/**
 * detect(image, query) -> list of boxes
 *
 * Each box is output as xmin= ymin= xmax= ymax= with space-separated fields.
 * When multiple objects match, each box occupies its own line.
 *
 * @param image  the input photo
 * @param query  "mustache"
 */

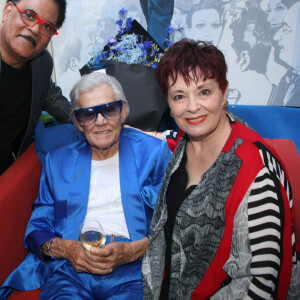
xmin=20 ymin=35 xmax=37 ymax=47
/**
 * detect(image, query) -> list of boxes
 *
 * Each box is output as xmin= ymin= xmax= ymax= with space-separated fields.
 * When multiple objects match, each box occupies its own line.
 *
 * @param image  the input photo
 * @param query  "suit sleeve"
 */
xmin=43 ymin=79 xmax=73 ymax=124
xmin=141 ymin=140 xmax=171 ymax=209
xmin=24 ymin=153 xmax=57 ymax=260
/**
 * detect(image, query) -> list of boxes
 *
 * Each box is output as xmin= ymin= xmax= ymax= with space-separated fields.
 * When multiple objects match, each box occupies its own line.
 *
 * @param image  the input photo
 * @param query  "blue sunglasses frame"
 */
xmin=74 ymin=100 xmax=123 ymax=126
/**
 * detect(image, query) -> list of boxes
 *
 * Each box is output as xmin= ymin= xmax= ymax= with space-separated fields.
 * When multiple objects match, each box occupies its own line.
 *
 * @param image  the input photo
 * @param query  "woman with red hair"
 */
xmin=142 ymin=39 xmax=299 ymax=299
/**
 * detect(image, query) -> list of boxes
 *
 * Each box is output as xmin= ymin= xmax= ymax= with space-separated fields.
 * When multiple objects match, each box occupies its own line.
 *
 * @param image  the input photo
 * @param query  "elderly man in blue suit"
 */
xmin=0 ymin=72 xmax=171 ymax=299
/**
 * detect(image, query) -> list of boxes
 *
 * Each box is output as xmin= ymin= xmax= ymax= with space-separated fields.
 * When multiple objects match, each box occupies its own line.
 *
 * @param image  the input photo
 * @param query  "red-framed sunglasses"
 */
xmin=13 ymin=2 xmax=58 ymax=37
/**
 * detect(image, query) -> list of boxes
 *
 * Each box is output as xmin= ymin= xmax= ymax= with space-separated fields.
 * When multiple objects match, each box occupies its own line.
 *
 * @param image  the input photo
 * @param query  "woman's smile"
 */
xmin=185 ymin=115 xmax=207 ymax=125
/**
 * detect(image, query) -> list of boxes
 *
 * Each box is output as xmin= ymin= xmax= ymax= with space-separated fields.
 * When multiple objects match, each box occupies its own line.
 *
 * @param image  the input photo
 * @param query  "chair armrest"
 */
xmin=0 ymin=144 xmax=42 ymax=285
xmin=263 ymin=138 xmax=300 ymax=249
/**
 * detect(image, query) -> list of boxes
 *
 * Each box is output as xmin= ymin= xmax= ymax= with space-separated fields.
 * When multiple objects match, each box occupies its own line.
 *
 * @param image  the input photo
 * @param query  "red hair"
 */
xmin=155 ymin=39 xmax=228 ymax=97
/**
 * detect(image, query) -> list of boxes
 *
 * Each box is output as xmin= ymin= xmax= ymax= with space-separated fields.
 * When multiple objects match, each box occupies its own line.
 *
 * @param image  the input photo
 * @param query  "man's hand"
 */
xmin=89 ymin=237 xmax=149 ymax=269
xmin=42 ymin=237 xmax=149 ymax=274
xmin=43 ymin=238 xmax=113 ymax=274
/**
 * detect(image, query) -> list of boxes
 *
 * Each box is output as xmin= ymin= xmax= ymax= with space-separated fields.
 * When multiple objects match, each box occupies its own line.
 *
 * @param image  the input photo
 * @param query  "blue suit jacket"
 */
xmin=0 ymin=128 xmax=171 ymax=296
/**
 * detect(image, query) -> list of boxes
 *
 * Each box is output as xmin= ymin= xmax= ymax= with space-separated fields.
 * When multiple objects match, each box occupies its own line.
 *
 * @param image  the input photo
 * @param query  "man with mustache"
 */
xmin=0 ymin=0 xmax=71 ymax=175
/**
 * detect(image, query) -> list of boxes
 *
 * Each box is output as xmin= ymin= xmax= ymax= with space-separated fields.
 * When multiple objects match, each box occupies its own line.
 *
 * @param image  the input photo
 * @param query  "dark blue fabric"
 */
xmin=140 ymin=0 xmax=174 ymax=49
xmin=228 ymin=105 xmax=300 ymax=154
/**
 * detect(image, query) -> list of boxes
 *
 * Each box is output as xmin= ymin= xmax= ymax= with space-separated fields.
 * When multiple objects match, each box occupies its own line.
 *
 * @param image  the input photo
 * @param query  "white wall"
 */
xmin=0 ymin=0 xmax=5 ymax=22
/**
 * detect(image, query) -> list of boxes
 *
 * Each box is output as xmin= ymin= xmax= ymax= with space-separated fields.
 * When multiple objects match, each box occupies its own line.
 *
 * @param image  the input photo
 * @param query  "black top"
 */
xmin=160 ymin=151 xmax=196 ymax=299
xmin=0 ymin=59 xmax=32 ymax=175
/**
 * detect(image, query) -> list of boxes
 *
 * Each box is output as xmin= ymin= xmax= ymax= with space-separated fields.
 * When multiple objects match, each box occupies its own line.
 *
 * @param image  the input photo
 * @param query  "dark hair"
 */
xmin=155 ymin=39 xmax=228 ymax=97
xmin=8 ymin=0 xmax=66 ymax=29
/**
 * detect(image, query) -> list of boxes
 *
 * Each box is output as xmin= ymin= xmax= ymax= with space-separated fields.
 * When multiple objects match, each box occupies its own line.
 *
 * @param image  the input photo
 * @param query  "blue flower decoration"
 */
xmin=88 ymin=8 xmax=166 ymax=70
xmin=107 ymin=37 xmax=117 ymax=45
xmin=143 ymin=40 xmax=153 ymax=50
xmin=141 ymin=50 xmax=147 ymax=57
xmin=166 ymin=26 xmax=174 ymax=34
xmin=125 ymin=17 xmax=133 ymax=31
xmin=116 ymin=19 xmax=123 ymax=27
xmin=176 ymin=25 xmax=184 ymax=32
xmin=118 ymin=8 xmax=128 ymax=17
xmin=151 ymin=49 xmax=158 ymax=57
xmin=97 ymin=53 xmax=104 ymax=61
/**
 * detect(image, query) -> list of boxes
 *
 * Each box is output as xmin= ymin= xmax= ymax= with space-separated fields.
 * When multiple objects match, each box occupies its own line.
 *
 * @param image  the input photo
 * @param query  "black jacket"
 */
xmin=0 ymin=49 xmax=72 ymax=158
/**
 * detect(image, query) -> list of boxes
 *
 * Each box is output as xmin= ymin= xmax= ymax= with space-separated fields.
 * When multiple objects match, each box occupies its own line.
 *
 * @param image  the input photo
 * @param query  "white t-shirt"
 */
xmin=84 ymin=152 xmax=130 ymax=239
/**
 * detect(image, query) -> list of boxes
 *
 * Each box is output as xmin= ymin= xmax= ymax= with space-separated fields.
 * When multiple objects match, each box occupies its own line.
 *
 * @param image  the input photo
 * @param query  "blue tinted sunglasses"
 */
xmin=74 ymin=100 xmax=123 ymax=126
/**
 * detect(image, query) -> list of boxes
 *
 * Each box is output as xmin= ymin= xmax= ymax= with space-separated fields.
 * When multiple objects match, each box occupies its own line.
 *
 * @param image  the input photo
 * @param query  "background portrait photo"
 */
xmin=51 ymin=0 xmax=300 ymax=108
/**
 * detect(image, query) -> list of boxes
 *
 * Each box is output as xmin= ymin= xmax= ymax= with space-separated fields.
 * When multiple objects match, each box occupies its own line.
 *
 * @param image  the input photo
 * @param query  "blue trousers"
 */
xmin=39 ymin=261 xmax=143 ymax=300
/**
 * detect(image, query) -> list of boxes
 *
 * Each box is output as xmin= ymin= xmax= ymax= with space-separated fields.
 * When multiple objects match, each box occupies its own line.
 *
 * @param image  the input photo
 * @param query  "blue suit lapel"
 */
xmin=59 ymin=136 xmax=147 ymax=242
xmin=119 ymin=133 xmax=146 ymax=241
xmin=63 ymin=142 xmax=92 ymax=240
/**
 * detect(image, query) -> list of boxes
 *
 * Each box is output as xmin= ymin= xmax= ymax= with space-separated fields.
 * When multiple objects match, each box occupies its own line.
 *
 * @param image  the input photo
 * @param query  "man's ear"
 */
xmin=238 ymin=50 xmax=250 ymax=72
xmin=2 ymin=2 xmax=14 ymax=22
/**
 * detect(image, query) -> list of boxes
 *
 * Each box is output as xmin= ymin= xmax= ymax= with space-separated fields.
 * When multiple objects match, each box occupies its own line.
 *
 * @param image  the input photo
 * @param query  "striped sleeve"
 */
xmin=247 ymin=167 xmax=283 ymax=299
xmin=213 ymin=144 xmax=296 ymax=300
xmin=245 ymin=142 xmax=298 ymax=299
xmin=211 ymin=167 xmax=284 ymax=300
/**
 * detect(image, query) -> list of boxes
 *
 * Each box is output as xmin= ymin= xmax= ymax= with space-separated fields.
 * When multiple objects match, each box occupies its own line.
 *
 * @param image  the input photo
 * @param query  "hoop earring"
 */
xmin=222 ymin=100 xmax=228 ymax=110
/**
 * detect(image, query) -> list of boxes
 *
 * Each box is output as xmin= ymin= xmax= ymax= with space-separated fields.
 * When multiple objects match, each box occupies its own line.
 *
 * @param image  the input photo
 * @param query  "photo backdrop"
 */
xmin=51 ymin=0 xmax=300 ymax=107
